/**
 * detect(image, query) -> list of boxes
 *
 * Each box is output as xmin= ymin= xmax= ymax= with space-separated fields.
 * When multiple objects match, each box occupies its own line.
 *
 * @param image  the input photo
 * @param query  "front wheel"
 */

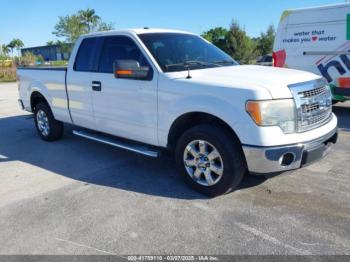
xmin=34 ymin=103 xmax=64 ymax=141
xmin=175 ymin=124 xmax=247 ymax=197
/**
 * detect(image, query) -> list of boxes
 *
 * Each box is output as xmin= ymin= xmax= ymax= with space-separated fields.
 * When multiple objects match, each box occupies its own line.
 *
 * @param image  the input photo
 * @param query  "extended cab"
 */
xmin=17 ymin=29 xmax=338 ymax=196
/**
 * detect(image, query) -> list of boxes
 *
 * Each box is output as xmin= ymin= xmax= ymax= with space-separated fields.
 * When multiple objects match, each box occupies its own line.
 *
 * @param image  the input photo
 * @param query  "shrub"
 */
xmin=0 ymin=66 xmax=16 ymax=82
xmin=20 ymin=52 xmax=36 ymax=66
xmin=50 ymin=60 xmax=68 ymax=66
xmin=0 ymin=59 xmax=16 ymax=82
xmin=0 ymin=60 xmax=13 ymax=67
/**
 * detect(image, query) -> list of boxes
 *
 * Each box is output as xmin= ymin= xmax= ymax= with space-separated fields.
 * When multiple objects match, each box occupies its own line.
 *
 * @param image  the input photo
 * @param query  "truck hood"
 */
xmin=168 ymin=65 xmax=321 ymax=99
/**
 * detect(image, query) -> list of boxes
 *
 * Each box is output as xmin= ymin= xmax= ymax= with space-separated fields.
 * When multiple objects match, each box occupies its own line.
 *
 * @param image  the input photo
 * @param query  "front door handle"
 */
xmin=92 ymin=81 xmax=102 ymax=91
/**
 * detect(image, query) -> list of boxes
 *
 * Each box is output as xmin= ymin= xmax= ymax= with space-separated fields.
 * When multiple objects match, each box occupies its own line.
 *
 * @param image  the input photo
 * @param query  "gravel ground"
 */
xmin=0 ymin=82 xmax=349 ymax=255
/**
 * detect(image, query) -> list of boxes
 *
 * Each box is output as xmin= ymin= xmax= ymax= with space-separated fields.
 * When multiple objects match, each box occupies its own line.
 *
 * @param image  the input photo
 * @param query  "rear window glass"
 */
xmin=74 ymin=38 xmax=99 ymax=72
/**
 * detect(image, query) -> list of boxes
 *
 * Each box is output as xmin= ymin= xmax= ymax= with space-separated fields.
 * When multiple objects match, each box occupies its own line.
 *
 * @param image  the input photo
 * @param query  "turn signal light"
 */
xmin=246 ymin=101 xmax=262 ymax=125
xmin=116 ymin=70 xmax=133 ymax=76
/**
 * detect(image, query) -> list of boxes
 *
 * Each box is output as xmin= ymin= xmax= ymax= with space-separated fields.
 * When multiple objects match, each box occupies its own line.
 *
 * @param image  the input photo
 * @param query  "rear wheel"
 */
xmin=175 ymin=124 xmax=246 ymax=197
xmin=34 ymin=103 xmax=64 ymax=141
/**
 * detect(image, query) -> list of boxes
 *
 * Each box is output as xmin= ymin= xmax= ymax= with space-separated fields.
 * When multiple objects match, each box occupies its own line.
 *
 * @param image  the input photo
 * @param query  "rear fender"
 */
xmin=29 ymin=80 xmax=52 ymax=110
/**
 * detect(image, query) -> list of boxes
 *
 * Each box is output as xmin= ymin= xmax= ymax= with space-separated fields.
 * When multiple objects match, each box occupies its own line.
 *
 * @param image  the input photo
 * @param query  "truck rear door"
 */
xmin=66 ymin=37 xmax=103 ymax=129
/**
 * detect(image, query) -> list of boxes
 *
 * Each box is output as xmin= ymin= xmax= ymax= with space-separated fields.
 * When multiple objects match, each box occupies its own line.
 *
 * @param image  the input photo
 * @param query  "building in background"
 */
xmin=21 ymin=44 xmax=73 ymax=61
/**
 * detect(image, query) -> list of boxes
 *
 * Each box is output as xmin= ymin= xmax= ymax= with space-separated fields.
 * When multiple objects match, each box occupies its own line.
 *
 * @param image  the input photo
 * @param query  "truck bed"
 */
xmin=17 ymin=66 xmax=67 ymax=71
xmin=17 ymin=66 xmax=72 ymax=124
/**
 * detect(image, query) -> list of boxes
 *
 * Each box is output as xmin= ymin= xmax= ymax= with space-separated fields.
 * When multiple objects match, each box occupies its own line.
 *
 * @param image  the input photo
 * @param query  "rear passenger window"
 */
xmin=99 ymin=36 xmax=149 ymax=73
xmin=74 ymin=38 xmax=100 ymax=72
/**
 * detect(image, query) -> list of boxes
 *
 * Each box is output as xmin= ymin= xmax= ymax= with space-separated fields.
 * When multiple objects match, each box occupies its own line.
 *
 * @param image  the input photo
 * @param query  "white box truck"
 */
xmin=273 ymin=3 xmax=350 ymax=103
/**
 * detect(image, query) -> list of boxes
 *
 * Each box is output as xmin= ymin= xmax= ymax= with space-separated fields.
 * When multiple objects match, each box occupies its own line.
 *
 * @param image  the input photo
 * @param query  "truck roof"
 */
xmin=83 ymin=28 xmax=194 ymax=38
xmin=285 ymin=2 xmax=350 ymax=13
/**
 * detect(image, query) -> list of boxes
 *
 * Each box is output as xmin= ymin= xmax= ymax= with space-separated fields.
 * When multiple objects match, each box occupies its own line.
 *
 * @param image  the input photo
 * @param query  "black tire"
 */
xmin=175 ymin=124 xmax=247 ymax=197
xmin=34 ymin=102 xmax=64 ymax=141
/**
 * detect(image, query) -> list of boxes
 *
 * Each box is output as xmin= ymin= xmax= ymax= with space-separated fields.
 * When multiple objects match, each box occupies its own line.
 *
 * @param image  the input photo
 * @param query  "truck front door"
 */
xmin=89 ymin=35 xmax=158 ymax=145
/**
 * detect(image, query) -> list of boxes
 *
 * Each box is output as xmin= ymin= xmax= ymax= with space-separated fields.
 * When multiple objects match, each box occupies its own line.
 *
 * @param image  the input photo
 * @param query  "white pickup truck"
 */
xmin=17 ymin=28 xmax=338 ymax=196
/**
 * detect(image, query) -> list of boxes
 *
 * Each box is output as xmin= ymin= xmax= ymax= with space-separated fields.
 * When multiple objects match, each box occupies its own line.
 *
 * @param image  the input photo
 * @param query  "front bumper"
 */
xmin=242 ymin=127 xmax=338 ymax=174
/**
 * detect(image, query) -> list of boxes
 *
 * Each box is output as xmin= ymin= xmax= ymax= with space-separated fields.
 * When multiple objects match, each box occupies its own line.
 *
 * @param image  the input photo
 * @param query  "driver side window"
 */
xmin=98 ymin=36 xmax=150 ymax=73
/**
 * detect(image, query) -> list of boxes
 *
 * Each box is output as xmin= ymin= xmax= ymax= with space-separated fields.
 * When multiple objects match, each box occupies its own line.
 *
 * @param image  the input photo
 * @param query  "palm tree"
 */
xmin=78 ymin=8 xmax=100 ymax=32
xmin=7 ymin=43 xmax=15 ymax=57
xmin=14 ymin=39 xmax=24 ymax=57
xmin=8 ymin=39 xmax=24 ymax=57
xmin=46 ymin=41 xmax=55 ymax=46
xmin=1 ymin=44 xmax=10 ymax=56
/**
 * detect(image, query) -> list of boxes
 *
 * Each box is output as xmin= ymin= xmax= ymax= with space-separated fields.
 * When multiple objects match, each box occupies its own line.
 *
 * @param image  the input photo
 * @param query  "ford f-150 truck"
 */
xmin=17 ymin=28 xmax=338 ymax=196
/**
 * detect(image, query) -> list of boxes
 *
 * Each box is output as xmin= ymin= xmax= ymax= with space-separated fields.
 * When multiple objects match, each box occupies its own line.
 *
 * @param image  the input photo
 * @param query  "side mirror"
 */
xmin=114 ymin=60 xmax=152 ymax=80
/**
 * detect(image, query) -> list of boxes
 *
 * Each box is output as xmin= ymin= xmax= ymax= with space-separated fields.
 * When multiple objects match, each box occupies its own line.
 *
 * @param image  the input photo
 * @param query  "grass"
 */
xmin=0 ymin=78 xmax=16 ymax=83
xmin=0 ymin=67 xmax=16 ymax=82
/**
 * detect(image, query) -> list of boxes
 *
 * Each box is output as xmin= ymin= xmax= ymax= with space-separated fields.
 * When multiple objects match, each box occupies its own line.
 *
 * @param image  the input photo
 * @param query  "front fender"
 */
xmin=166 ymin=94 xmax=241 ymax=128
xmin=158 ymin=93 xmax=263 ymax=147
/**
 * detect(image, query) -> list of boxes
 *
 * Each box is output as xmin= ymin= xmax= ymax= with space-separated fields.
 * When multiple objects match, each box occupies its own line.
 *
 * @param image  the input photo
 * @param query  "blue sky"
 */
xmin=1 ymin=0 xmax=343 ymax=47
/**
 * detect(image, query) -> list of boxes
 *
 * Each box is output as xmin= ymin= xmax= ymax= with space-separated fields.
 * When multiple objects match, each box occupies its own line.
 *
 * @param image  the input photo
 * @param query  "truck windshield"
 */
xmin=138 ymin=33 xmax=238 ymax=72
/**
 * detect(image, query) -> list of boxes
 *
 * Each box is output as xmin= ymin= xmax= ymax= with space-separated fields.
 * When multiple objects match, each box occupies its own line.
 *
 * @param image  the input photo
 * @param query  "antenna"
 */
xmin=185 ymin=66 xmax=192 ymax=79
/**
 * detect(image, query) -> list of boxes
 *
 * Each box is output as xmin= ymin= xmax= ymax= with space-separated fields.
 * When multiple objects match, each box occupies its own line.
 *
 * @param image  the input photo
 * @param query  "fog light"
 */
xmin=280 ymin=153 xmax=295 ymax=166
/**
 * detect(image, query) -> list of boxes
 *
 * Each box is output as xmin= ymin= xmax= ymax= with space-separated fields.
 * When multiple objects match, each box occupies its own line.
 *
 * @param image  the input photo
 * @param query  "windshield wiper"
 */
xmin=165 ymin=60 xmax=222 ymax=69
xmin=213 ymin=60 xmax=236 ymax=65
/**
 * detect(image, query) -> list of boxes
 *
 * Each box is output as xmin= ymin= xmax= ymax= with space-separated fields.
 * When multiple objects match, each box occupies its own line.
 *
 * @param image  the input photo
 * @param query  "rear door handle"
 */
xmin=92 ymin=81 xmax=102 ymax=91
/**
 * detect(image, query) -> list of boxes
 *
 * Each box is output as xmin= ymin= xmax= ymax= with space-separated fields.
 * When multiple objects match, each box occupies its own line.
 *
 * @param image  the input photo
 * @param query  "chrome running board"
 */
xmin=72 ymin=130 xmax=159 ymax=158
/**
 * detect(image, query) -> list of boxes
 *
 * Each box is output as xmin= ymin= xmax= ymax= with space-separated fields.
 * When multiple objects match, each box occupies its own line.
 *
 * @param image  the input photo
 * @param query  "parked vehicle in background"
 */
xmin=256 ymin=54 xmax=272 ymax=66
xmin=273 ymin=3 xmax=350 ymax=103
xmin=17 ymin=29 xmax=338 ymax=196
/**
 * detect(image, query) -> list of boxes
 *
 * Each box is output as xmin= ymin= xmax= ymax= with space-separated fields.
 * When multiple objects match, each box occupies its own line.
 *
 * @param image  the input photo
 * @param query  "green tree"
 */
xmin=53 ymin=14 xmax=86 ymax=43
xmin=1 ymin=44 xmax=10 ymax=56
xmin=255 ymin=24 xmax=275 ymax=56
xmin=46 ymin=40 xmax=55 ymax=46
xmin=201 ymin=27 xmax=229 ymax=53
xmin=78 ymin=8 xmax=100 ymax=31
xmin=7 ymin=39 xmax=24 ymax=57
xmin=226 ymin=20 xmax=254 ymax=64
xmin=97 ymin=21 xmax=114 ymax=31
xmin=53 ymin=9 xmax=114 ymax=43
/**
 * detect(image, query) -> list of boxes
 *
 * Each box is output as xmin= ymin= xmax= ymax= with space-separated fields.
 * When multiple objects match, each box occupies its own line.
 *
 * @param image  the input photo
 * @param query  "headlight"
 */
xmin=246 ymin=99 xmax=296 ymax=134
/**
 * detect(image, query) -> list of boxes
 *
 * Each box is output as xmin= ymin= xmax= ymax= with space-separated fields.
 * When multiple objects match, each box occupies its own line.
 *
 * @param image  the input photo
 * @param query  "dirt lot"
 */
xmin=0 ymin=82 xmax=349 ymax=255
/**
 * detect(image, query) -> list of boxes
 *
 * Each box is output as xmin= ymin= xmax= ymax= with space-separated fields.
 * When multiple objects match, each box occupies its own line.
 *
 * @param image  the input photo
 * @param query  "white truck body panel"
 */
xmin=18 ymin=69 xmax=71 ymax=123
xmin=157 ymin=65 xmax=335 ymax=147
xmin=89 ymin=71 xmax=158 ymax=145
xmin=66 ymin=69 xmax=96 ymax=130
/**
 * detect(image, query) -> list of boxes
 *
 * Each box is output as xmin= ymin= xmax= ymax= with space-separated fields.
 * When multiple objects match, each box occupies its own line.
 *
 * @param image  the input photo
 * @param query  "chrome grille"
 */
xmin=302 ymin=103 xmax=319 ymax=113
xmin=299 ymin=86 xmax=327 ymax=98
xmin=289 ymin=79 xmax=332 ymax=132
